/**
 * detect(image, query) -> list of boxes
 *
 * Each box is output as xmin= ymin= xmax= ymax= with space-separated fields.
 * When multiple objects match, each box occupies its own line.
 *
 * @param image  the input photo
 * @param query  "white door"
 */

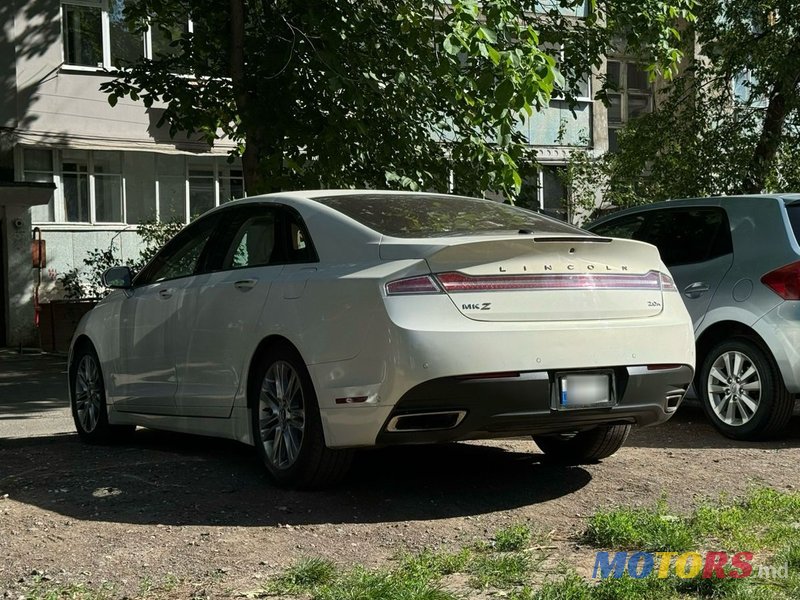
xmin=113 ymin=214 xmax=220 ymax=414
xmin=175 ymin=207 xmax=285 ymax=417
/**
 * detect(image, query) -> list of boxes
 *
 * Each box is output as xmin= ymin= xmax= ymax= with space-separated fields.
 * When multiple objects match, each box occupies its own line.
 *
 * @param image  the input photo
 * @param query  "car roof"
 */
xmin=587 ymin=193 xmax=800 ymax=229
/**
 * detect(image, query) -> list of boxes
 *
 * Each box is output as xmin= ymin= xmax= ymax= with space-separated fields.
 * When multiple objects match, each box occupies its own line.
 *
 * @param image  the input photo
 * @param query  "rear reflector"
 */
xmin=385 ymin=275 xmax=441 ymax=295
xmin=436 ymin=270 xmax=667 ymax=292
xmin=761 ymin=261 xmax=800 ymax=300
xmin=335 ymin=396 xmax=369 ymax=404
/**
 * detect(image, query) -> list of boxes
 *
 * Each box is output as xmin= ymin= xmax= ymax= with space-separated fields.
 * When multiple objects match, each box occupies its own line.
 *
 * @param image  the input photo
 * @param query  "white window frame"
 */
xmin=60 ymin=0 xmax=192 ymax=71
xmin=21 ymin=146 xmax=245 ymax=227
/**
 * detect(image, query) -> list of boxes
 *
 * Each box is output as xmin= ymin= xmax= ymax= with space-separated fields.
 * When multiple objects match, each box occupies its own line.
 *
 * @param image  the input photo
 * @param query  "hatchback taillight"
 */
xmin=761 ymin=261 xmax=800 ymax=300
xmin=385 ymin=275 xmax=442 ymax=295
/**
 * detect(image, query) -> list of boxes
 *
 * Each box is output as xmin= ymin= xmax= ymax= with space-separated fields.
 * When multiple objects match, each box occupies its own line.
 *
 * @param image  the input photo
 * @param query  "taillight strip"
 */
xmin=436 ymin=270 xmax=666 ymax=292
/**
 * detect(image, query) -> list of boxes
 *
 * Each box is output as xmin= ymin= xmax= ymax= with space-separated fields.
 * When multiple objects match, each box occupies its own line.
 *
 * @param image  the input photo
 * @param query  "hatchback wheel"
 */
xmin=533 ymin=424 xmax=631 ymax=463
xmin=251 ymin=344 xmax=353 ymax=488
xmin=70 ymin=344 xmax=135 ymax=443
xmin=699 ymin=338 xmax=793 ymax=440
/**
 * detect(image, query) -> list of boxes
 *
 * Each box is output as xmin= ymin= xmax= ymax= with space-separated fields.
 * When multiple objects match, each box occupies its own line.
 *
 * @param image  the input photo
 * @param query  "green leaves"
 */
xmin=100 ymin=0 xmax=697 ymax=201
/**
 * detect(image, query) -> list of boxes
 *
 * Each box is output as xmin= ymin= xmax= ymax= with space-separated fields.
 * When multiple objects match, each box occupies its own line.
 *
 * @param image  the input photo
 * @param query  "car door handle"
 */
xmin=683 ymin=282 xmax=710 ymax=299
xmin=158 ymin=288 xmax=173 ymax=299
xmin=234 ymin=279 xmax=258 ymax=291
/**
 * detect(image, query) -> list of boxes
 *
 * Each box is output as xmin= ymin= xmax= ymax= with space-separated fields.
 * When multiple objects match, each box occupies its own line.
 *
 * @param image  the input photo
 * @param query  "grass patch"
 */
xmin=469 ymin=551 xmax=532 ymax=589
xmin=22 ymin=579 xmax=116 ymax=600
xmin=495 ymin=524 xmax=534 ymax=552
xmin=586 ymin=487 xmax=800 ymax=555
xmin=585 ymin=498 xmax=695 ymax=552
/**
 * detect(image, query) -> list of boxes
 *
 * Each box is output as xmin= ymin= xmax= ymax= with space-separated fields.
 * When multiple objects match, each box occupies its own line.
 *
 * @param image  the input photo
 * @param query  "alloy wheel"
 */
xmin=74 ymin=354 xmax=102 ymax=433
xmin=707 ymin=350 xmax=762 ymax=426
xmin=258 ymin=360 xmax=306 ymax=470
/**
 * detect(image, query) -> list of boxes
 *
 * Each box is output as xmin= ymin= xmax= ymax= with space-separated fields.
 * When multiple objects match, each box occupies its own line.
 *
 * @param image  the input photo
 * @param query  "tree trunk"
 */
xmin=742 ymin=42 xmax=800 ymax=195
xmin=229 ymin=0 xmax=270 ymax=195
xmin=742 ymin=83 xmax=790 ymax=194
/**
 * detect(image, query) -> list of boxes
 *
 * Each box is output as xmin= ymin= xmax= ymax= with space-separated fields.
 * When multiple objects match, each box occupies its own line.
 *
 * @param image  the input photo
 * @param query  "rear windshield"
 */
xmin=315 ymin=193 xmax=583 ymax=238
xmin=787 ymin=204 xmax=800 ymax=244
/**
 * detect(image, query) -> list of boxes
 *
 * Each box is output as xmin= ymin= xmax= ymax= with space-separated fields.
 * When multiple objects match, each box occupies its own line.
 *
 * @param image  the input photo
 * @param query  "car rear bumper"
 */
xmin=753 ymin=302 xmax=800 ymax=393
xmin=373 ymin=364 xmax=693 ymax=445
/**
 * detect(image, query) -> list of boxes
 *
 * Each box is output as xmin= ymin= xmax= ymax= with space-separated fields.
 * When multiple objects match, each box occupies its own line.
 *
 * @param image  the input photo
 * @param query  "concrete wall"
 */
xmin=1 ymin=204 xmax=36 ymax=346
xmin=36 ymin=228 xmax=145 ymax=300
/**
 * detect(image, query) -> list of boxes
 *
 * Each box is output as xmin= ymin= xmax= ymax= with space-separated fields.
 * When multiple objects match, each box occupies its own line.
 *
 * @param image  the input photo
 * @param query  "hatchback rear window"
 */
xmin=787 ymin=205 xmax=800 ymax=244
xmin=315 ymin=193 xmax=582 ymax=238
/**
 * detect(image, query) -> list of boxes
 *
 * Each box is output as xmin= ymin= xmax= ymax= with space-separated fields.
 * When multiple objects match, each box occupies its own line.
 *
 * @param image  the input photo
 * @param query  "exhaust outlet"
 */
xmin=386 ymin=411 xmax=467 ymax=432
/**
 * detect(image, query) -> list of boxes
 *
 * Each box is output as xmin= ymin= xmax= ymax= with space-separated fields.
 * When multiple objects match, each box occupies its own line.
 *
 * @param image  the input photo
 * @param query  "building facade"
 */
xmin=1 ymin=0 xmax=243 ymax=345
xmin=0 ymin=0 xmax=652 ymax=347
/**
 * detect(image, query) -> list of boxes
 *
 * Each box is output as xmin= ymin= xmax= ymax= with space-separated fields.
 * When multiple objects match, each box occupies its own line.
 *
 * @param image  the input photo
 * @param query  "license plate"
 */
xmin=556 ymin=373 xmax=614 ymax=410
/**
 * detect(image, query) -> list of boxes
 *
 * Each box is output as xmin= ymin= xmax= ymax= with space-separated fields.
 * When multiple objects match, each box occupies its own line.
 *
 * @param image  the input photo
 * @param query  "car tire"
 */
xmin=251 ymin=343 xmax=353 ymax=488
xmin=533 ymin=424 xmax=631 ymax=463
xmin=69 ymin=343 xmax=135 ymax=444
xmin=698 ymin=337 xmax=793 ymax=440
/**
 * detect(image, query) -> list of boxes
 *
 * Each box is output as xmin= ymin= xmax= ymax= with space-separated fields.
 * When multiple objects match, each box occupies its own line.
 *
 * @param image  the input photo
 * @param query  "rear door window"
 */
xmin=225 ymin=211 xmax=279 ymax=269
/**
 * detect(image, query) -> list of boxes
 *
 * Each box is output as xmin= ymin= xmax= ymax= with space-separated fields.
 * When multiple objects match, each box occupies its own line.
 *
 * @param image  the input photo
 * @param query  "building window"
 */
xmin=534 ymin=0 xmax=589 ymax=17
xmin=61 ymin=0 xmax=190 ymax=69
xmin=188 ymin=160 xmax=215 ymax=218
xmin=93 ymin=151 xmax=123 ymax=223
xmin=24 ymin=149 xmax=56 ymax=222
xmin=108 ymin=0 xmax=144 ymax=65
xmin=62 ymin=2 xmax=104 ymax=68
xmin=22 ymin=148 xmax=245 ymax=225
xmin=62 ymin=150 xmax=91 ymax=222
xmin=606 ymin=60 xmax=653 ymax=152
xmin=124 ymin=152 xmax=156 ymax=223
xmin=518 ymin=166 xmax=569 ymax=222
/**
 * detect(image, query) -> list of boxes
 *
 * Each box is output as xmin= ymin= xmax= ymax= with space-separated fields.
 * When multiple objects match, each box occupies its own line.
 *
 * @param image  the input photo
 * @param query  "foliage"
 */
xmin=57 ymin=268 xmax=90 ymax=300
xmin=573 ymin=0 xmax=800 ymax=209
xmin=101 ymin=0 xmax=696 ymax=199
xmin=67 ymin=219 xmax=185 ymax=299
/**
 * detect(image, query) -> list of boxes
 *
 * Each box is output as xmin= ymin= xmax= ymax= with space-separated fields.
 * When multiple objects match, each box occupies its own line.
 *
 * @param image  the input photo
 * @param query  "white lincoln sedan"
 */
xmin=69 ymin=191 xmax=695 ymax=487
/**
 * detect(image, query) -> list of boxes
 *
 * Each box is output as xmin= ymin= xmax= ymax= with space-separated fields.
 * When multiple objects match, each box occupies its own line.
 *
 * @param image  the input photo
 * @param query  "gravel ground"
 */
xmin=1 ymin=403 xmax=799 ymax=598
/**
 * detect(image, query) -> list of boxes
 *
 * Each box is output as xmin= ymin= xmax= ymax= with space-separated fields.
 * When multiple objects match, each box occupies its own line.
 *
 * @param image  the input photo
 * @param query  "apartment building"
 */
xmin=0 ymin=0 xmax=653 ymax=347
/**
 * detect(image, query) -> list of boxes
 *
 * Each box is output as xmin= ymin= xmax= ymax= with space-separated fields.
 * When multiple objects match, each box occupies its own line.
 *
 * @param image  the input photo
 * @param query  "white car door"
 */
xmin=112 ymin=214 xmax=220 ymax=415
xmin=175 ymin=205 xmax=296 ymax=417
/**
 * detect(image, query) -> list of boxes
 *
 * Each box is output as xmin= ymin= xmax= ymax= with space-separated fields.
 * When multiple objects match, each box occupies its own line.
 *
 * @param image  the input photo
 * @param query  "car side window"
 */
xmin=225 ymin=211 xmax=279 ymax=269
xmin=135 ymin=215 xmax=219 ymax=286
xmin=635 ymin=208 xmax=732 ymax=267
xmin=282 ymin=209 xmax=318 ymax=263
xmin=592 ymin=208 xmax=732 ymax=267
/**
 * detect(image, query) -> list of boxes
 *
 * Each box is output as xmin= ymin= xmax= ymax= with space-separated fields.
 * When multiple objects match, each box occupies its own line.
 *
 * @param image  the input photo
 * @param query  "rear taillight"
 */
xmin=761 ymin=261 xmax=800 ymax=300
xmin=385 ymin=275 xmax=442 ymax=295
xmin=660 ymin=272 xmax=678 ymax=292
xmin=435 ymin=270 xmax=665 ymax=292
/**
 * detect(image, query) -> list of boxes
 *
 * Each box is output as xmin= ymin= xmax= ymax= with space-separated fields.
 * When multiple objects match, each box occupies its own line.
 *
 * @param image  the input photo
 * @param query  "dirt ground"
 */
xmin=1 ymin=403 xmax=799 ymax=598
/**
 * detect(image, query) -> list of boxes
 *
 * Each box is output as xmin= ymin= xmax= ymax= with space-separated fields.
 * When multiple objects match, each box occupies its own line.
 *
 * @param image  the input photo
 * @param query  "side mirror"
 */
xmin=101 ymin=266 xmax=134 ymax=290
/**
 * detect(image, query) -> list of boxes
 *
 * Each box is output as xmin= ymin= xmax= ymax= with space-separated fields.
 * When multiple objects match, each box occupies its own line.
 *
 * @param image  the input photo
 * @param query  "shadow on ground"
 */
xmin=0 ymin=431 xmax=591 ymax=527
xmin=0 ymin=350 xmax=67 ymax=417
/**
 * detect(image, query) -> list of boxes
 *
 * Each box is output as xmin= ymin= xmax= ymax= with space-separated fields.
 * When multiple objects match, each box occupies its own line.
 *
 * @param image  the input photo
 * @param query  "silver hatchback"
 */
xmin=588 ymin=195 xmax=800 ymax=440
